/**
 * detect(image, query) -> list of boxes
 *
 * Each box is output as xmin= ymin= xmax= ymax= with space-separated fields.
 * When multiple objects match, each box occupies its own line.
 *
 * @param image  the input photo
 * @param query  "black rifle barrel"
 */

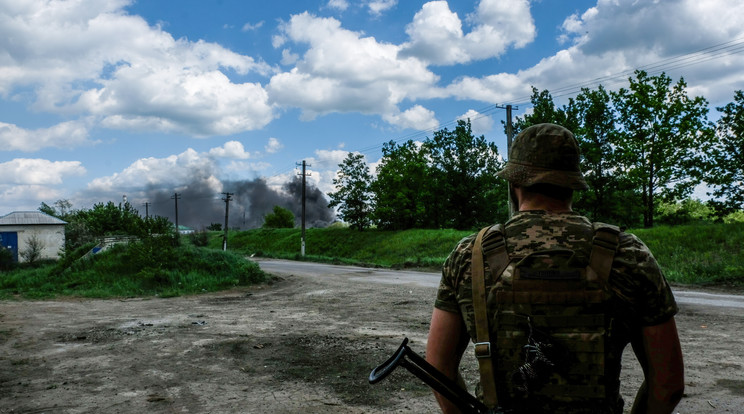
xmin=369 ymin=337 xmax=490 ymax=414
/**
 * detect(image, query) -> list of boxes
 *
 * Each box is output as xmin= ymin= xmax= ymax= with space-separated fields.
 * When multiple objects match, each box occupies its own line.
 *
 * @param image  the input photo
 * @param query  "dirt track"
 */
xmin=1 ymin=259 xmax=743 ymax=413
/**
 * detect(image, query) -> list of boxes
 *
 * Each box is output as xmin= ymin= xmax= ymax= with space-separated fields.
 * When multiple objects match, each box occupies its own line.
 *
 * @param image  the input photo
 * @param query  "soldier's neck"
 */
xmin=517 ymin=194 xmax=573 ymax=213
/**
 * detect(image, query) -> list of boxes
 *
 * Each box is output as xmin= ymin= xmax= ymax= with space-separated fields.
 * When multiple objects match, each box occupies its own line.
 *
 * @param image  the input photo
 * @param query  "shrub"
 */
xmin=263 ymin=205 xmax=295 ymax=228
xmin=0 ymin=247 xmax=15 ymax=271
xmin=723 ymin=210 xmax=744 ymax=224
xmin=655 ymin=199 xmax=714 ymax=225
xmin=189 ymin=230 xmax=209 ymax=247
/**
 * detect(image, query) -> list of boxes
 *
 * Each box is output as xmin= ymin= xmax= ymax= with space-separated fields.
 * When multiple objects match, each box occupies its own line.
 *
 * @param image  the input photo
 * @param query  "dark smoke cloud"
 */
xmin=146 ymin=176 xmax=335 ymax=230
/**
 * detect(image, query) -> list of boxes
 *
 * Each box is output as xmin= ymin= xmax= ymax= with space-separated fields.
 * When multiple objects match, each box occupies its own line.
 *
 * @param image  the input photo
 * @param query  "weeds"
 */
xmin=0 ymin=235 xmax=267 ymax=299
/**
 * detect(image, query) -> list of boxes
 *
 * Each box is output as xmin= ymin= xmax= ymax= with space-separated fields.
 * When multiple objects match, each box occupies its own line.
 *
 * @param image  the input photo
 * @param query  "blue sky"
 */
xmin=2 ymin=0 xmax=744 ymax=227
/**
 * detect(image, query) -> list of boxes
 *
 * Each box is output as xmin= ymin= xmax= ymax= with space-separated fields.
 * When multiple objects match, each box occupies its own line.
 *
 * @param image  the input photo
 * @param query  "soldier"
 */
xmin=426 ymin=123 xmax=684 ymax=413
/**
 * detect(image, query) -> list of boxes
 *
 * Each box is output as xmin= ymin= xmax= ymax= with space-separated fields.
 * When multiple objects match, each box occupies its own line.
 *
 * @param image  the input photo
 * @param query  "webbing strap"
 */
xmin=588 ymin=223 xmax=621 ymax=283
xmin=472 ymin=226 xmax=499 ymax=409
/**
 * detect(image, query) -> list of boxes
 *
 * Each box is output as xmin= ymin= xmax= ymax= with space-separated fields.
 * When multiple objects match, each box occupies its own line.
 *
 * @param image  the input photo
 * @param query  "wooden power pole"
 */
xmin=296 ymin=160 xmax=311 ymax=256
xmin=222 ymin=192 xmax=233 ymax=251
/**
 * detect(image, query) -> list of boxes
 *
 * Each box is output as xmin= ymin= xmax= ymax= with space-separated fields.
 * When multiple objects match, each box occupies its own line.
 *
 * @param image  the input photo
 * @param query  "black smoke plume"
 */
xmin=145 ymin=176 xmax=335 ymax=230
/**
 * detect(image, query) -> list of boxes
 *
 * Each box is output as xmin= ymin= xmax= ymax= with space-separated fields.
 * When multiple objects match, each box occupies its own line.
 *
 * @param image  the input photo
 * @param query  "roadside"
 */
xmin=1 ymin=259 xmax=743 ymax=413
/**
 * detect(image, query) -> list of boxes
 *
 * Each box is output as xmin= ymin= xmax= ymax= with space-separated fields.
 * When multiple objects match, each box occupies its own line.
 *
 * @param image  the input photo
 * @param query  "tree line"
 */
xmin=328 ymin=70 xmax=743 ymax=230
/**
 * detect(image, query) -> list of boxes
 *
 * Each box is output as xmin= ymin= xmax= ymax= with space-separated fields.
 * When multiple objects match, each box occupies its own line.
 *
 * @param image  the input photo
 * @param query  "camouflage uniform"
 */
xmin=435 ymin=211 xmax=678 ymax=413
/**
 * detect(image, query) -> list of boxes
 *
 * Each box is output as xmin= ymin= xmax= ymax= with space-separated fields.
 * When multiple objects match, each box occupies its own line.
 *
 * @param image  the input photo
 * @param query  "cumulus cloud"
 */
xmin=0 ymin=0 xmax=275 ymax=137
xmin=0 ymin=159 xmax=86 ymax=185
xmin=265 ymin=137 xmax=283 ymax=153
xmin=87 ymin=148 xmax=219 ymax=192
xmin=368 ymin=0 xmax=397 ymax=16
xmin=383 ymin=105 xmax=439 ymax=130
xmin=267 ymin=12 xmax=440 ymax=121
xmin=399 ymin=0 xmax=535 ymax=65
xmin=445 ymin=0 xmax=744 ymax=107
xmin=209 ymin=141 xmax=251 ymax=159
xmin=458 ymin=109 xmax=494 ymax=136
xmin=326 ymin=0 xmax=349 ymax=12
xmin=0 ymin=120 xmax=95 ymax=152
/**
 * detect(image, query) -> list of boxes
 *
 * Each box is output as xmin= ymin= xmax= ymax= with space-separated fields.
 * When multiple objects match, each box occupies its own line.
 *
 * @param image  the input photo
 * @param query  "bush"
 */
xmin=263 ymin=205 xmax=295 ymax=228
xmin=655 ymin=199 xmax=714 ymax=225
xmin=189 ymin=231 xmax=209 ymax=247
xmin=0 ymin=247 xmax=15 ymax=271
xmin=723 ymin=210 xmax=744 ymax=224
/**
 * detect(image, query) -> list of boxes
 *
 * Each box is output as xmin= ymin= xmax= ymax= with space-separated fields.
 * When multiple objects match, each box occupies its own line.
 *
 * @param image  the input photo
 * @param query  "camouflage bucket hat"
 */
xmin=497 ymin=123 xmax=588 ymax=190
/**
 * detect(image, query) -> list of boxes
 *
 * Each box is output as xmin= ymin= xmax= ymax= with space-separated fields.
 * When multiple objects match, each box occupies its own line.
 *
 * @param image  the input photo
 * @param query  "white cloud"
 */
xmin=265 ymin=137 xmax=283 ymax=153
xmin=0 ymin=158 xmax=86 ymax=185
xmin=0 ymin=157 xmax=86 ymax=212
xmin=311 ymin=149 xmax=351 ymax=171
xmin=399 ymin=0 xmax=535 ymax=65
xmin=458 ymin=109 xmax=494 ymax=136
xmin=445 ymin=0 xmax=744 ymax=107
xmin=368 ymin=0 xmax=397 ymax=16
xmin=87 ymin=148 xmax=219 ymax=192
xmin=0 ymin=184 xmax=68 ymax=211
xmin=326 ymin=0 xmax=349 ymax=11
xmin=0 ymin=0 xmax=275 ymax=137
xmin=209 ymin=141 xmax=251 ymax=159
xmin=0 ymin=120 xmax=95 ymax=152
xmin=268 ymin=12 xmax=439 ymax=122
xmin=281 ymin=49 xmax=299 ymax=65
xmin=242 ymin=21 xmax=264 ymax=31
xmin=383 ymin=105 xmax=439 ymax=130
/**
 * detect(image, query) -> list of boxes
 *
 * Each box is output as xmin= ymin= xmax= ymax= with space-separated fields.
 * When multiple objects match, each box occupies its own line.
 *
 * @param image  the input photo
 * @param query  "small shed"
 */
xmin=0 ymin=211 xmax=67 ymax=263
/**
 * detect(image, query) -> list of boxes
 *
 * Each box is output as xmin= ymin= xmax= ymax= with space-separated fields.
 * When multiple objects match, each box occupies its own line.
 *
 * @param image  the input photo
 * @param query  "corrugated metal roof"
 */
xmin=0 ymin=211 xmax=67 ymax=225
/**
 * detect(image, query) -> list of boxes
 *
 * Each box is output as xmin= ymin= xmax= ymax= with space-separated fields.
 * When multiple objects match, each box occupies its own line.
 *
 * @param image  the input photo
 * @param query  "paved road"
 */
xmin=256 ymin=258 xmax=744 ymax=309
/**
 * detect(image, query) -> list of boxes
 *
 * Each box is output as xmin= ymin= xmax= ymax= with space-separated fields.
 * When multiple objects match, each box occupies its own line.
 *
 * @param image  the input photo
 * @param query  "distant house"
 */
xmin=0 ymin=211 xmax=67 ymax=263
xmin=178 ymin=225 xmax=195 ymax=235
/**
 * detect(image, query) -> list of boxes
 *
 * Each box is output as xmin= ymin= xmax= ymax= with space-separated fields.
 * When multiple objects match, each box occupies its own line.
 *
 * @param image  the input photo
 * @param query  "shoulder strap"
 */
xmin=472 ymin=225 xmax=506 ymax=409
xmin=588 ymin=222 xmax=621 ymax=283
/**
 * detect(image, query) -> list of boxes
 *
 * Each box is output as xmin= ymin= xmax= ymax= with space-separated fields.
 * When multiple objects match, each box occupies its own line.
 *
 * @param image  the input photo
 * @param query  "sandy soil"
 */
xmin=1 ymin=259 xmax=743 ymax=413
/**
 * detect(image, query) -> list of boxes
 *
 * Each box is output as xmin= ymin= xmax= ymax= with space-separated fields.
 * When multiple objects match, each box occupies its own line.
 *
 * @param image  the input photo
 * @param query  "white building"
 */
xmin=0 ymin=211 xmax=67 ymax=263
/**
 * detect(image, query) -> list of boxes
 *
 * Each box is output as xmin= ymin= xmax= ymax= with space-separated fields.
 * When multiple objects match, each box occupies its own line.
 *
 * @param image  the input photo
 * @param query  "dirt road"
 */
xmin=1 ymin=259 xmax=743 ymax=413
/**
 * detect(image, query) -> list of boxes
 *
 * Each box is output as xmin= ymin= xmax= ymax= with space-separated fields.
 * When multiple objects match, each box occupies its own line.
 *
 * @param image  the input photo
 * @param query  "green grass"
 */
xmin=628 ymin=222 xmax=744 ymax=287
xmin=0 ymin=236 xmax=268 ymax=299
xmin=2 ymin=222 xmax=741 ymax=299
xmin=214 ymin=227 xmax=472 ymax=269
xmin=218 ymin=223 xmax=743 ymax=288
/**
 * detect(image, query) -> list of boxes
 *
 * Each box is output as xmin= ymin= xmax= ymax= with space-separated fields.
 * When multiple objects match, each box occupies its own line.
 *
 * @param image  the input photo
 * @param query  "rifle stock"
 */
xmin=369 ymin=337 xmax=491 ymax=414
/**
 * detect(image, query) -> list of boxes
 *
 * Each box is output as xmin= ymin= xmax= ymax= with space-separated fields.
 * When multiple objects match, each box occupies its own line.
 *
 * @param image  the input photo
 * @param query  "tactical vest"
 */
xmin=472 ymin=222 xmax=622 ymax=414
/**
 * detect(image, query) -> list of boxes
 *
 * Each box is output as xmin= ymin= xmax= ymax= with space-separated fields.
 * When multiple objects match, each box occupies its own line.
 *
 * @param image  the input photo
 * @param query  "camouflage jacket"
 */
xmin=435 ymin=211 xmax=678 ymax=413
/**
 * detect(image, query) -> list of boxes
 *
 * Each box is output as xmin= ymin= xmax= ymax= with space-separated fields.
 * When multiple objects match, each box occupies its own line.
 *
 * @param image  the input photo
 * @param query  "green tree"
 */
xmin=569 ymin=86 xmax=641 ymax=226
xmin=263 ymin=205 xmax=295 ymax=228
xmin=371 ymin=140 xmax=429 ymax=230
xmin=327 ymin=152 xmax=374 ymax=231
xmin=708 ymin=90 xmax=744 ymax=212
xmin=206 ymin=223 xmax=222 ymax=231
xmin=513 ymin=87 xmax=575 ymax=134
xmin=425 ymin=119 xmax=506 ymax=229
xmin=612 ymin=70 xmax=713 ymax=227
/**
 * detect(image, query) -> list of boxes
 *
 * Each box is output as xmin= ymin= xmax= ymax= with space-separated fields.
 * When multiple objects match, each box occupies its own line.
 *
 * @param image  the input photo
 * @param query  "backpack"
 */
xmin=471 ymin=222 xmax=621 ymax=413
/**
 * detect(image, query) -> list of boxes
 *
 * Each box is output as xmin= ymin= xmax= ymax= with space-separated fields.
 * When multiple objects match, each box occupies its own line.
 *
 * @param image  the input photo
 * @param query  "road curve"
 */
xmin=255 ymin=258 xmax=744 ymax=309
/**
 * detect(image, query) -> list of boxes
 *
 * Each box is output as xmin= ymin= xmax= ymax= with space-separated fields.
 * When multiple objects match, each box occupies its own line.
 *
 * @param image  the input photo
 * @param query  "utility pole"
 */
xmin=497 ymin=104 xmax=518 ymax=217
xmin=142 ymin=202 xmax=150 ymax=219
xmin=171 ymin=193 xmax=181 ymax=235
xmin=296 ymin=160 xmax=311 ymax=256
xmin=222 ymin=192 xmax=233 ymax=251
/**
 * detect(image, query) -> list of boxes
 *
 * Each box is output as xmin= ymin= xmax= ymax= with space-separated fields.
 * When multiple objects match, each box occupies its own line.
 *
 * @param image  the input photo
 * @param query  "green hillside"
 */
xmin=216 ymin=222 xmax=744 ymax=288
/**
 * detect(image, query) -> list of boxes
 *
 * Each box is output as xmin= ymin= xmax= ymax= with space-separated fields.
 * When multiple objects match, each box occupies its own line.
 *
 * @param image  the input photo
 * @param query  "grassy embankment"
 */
xmin=0 ymin=236 xmax=268 ymax=299
xmin=2 ymin=222 xmax=741 ymax=299
xmin=218 ymin=222 xmax=744 ymax=288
